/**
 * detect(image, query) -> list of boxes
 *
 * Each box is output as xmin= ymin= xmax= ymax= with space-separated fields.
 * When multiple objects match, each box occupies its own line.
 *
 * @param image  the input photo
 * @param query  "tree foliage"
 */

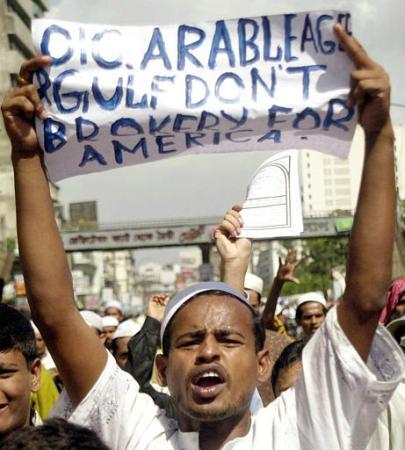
xmin=282 ymin=237 xmax=349 ymax=297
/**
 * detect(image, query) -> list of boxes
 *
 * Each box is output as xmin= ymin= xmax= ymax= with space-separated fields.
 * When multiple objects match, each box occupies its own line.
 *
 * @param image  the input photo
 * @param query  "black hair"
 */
xmin=392 ymin=325 xmax=405 ymax=347
xmin=0 ymin=418 xmax=110 ymax=449
xmin=295 ymin=302 xmax=327 ymax=321
xmin=0 ymin=304 xmax=37 ymax=363
xmin=271 ymin=339 xmax=308 ymax=395
xmin=162 ymin=290 xmax=266 ymax=356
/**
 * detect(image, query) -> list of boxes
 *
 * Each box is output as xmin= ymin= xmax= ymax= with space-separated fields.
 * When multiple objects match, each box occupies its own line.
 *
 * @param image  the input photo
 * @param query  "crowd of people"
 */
xmin=0 ymin=23 xmax=404 ymax=450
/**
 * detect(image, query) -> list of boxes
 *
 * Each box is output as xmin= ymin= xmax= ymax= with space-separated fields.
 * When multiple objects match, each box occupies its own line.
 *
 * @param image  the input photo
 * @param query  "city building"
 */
xmin=0 ymin=0 xmax=49 ymax=243
xmin=300 ymin=124 xmax=405 ymax=215
xmin=103 ymin=250 xmax=136 ymax=301
xmin=69 ymin=251 xmax=105 ymax=308
xmin=299 ymin=125 xmax=365 ymax=216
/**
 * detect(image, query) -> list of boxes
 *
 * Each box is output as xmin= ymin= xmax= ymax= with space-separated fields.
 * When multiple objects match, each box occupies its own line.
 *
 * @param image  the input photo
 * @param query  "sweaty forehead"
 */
xmin=169 ymin=294 xmax=253 ymax=336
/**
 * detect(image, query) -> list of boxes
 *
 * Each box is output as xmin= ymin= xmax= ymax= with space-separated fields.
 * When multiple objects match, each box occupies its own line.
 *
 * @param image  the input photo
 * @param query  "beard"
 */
xmin=179 ymin=387 xmax=254 ymax=423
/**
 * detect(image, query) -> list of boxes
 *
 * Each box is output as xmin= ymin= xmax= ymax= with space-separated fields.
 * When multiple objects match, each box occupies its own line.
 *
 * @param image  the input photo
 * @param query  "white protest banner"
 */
xmin=239 ymin=151 xmax=303 ymax=239
xmin=31 ymin=11 xmax=356 ymax=182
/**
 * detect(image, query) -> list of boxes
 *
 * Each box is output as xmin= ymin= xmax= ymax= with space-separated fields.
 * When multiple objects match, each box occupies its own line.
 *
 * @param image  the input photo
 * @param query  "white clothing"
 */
xmin=42 ymin=351 xmax=56 ymax=372
xmin=366 ymin=380 xmax=405 ymax=450
xmin=50 ymin=307 xmax=405 ymax=450
xmin=150 ymin=382 xmax=170 ymax=394
xmin=32 ymin=410 xmax=43 ymax=427
xmin=249 ymin=388 xmax=263 ymax=415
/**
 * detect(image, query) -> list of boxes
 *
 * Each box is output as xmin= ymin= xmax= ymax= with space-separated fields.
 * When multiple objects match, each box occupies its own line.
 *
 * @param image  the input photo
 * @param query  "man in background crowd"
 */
xmin=295 ymin=292 xmax=327 ymax=337
xmin=104 ymin=300 xmax=124 ymax=322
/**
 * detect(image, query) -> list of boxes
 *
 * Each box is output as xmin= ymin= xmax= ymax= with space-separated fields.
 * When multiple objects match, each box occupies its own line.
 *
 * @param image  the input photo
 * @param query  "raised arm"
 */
xmin=215 ymin=205 xmax=251 ymax=294
xmin=262 ymin=250 xmax=301 ymax=329
xmin=125 ymin=294 xmax=167 ymax=386
xmin=124 ymin=294 xmax=177 ymax=419
xmin=334 ymin=25 xmax=396 ymax=361
xmin=1 ymin=57 xmax=107 ymax=405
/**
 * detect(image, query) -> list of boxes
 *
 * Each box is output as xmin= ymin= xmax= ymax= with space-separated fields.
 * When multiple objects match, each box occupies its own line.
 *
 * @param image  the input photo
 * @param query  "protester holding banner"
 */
xmin=2 ymin=21 xmax=405 ymax=450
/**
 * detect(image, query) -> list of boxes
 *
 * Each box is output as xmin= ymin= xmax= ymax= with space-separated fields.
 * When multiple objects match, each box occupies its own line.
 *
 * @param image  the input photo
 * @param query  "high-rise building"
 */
xmin=299 ymin=124 xmax=405 ymax=216
xmin=0 ymin=0 xmax=49 ymax=242
xmin=299 ymin=126 xmax=365 ymax=216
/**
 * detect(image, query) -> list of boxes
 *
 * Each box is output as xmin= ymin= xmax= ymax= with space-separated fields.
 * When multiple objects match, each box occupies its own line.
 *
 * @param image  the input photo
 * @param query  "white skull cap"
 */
xmin=296 ymin=292 xmax=327 ymax=309
xmin=244 ymin=273 xmax=264 ymax=295
xmin=102 ymin=315 xmax=119 ymax=328
xmin=104 ymin=299 xmax=123 ymax=312
xmin=160 ymin=281 xmax=250 ymax=344
xmin=112 ymin=319 xmax=141 ymax=340
xmin=80 ymin=310 xmax=103 ymax=332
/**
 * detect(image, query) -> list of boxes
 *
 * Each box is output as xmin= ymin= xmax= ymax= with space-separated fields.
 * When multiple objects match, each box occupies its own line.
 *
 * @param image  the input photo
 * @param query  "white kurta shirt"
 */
xmin=366 ymin=380 xmax=405 ymax=450
xmin=50 ymin=307 xmax=405 ymax=450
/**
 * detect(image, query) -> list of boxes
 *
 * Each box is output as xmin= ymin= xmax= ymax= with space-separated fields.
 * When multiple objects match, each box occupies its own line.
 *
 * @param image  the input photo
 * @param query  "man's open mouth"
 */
xmin=190 ymin=369 xmax=226 ymax=400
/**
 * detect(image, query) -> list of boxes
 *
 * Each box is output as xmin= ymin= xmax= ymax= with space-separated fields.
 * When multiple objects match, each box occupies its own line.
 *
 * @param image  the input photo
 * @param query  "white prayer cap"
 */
xmin=244 ymin=273 xmax=264 ymax=296
xmin=112 ymin=319 xmax=140 ymax=340
xmin=80 ymin=310 xmax=103 ymax=332
xmin=102 ymin=315 xmax=119 ymax=328
xmin=160 ymin=281 xmax=250 ymax=344
xmin=296 ymin=292 xmax=327 ymax=310
xmin=104 ymin=299 xmax=123 ymax=312
xmin=30 ymin=320 xmax=40 ymax=336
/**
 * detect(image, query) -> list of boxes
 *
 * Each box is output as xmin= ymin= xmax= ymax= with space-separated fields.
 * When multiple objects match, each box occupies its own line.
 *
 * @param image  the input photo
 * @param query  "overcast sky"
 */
xmin=45 ymin=0 xmax=405 ymax=225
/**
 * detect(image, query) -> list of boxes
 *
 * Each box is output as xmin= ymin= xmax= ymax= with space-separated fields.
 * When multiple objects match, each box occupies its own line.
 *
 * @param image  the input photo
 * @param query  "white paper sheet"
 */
xmin=239 ymin=150 xmax=303 ymax=239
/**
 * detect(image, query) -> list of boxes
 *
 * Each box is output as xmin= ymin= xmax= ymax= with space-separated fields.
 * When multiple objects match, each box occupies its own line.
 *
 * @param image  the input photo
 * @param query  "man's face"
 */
xmin=105 ymin=308 xmax=122 ymax=322
xmin=298 ymin=302 xmax=325 ymax=336
xmin=156 ymin=294 xmax=268 ymax=427
xmin=274 ymin=361 xmax=302 ymax=398
xmin=246 ymin=290 xmax=261 ymax=313
xmin=0 ymin=350 xmax=40 ymax=437
xmin=34 ymin=334 xmax=46 ymax=359
xmin=103 ymin=326 xmax=117 ymax=345
xmin=113 ymin=337 xmax=131 ymax=369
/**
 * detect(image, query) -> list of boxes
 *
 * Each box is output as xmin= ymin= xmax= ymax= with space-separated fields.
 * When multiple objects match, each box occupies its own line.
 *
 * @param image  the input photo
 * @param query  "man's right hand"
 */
xmin=276 ymin=250 xmax=302 ymax=285
xmin=147 ymin=293 xmax=169 ymax=323
xmin=215 ymin=205 xmax=252 ymax=265
xmin=215 ymin=205 xmax=252 ymax=294
xmin=1 ymin=56 xmax=50 ymax=155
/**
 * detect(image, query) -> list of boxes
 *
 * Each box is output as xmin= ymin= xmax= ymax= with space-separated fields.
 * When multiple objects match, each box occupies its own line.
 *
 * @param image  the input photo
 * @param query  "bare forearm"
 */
xmin=221 ymin=260 xmax=247 ymax=294
xmin=262 ymin=278 xmax=284 ymax=328
xmin=14 ymin=150 xmax=108 ymax=404
xmin=4 ymin=56 xmax=107 ymax=406
xmin=13 ymin=150 xmax=75 ymax=325
xmin=344 ymin=125 xmax=395 ymax=312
